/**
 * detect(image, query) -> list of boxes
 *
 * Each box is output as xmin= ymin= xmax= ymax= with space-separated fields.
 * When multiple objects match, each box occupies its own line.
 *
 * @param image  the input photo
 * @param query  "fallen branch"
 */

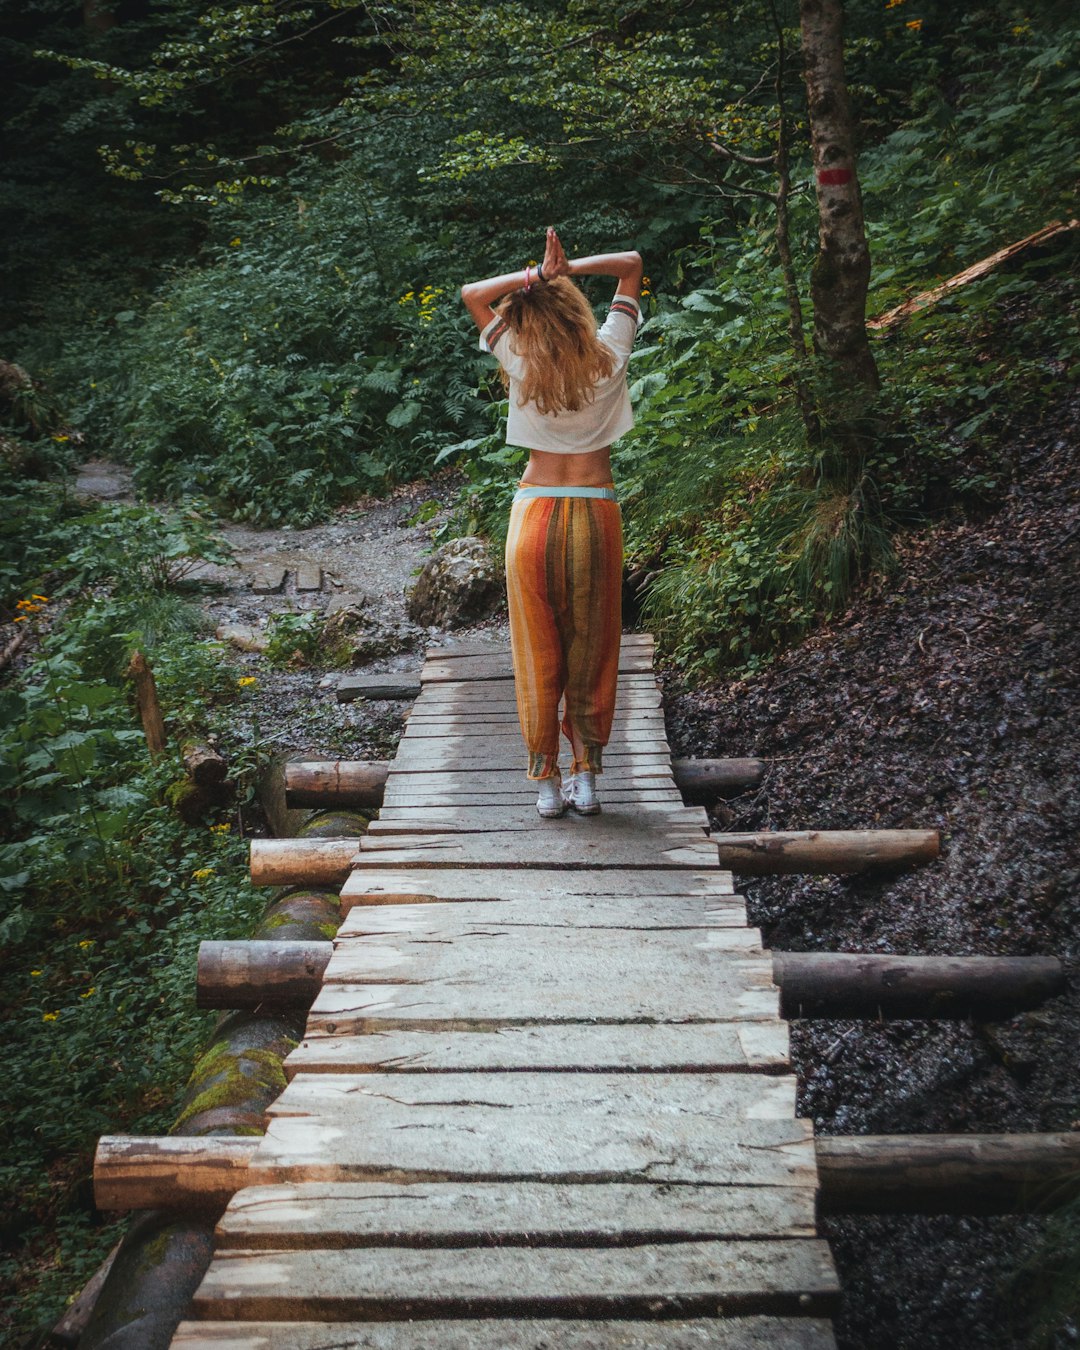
xmin=868 ymin=218 xmax=1079 ymax=333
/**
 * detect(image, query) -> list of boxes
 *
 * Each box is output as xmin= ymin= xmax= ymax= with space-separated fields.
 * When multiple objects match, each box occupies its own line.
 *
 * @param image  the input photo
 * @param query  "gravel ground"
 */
xmin=662 ymin=391 xmax=1080 ymax=1349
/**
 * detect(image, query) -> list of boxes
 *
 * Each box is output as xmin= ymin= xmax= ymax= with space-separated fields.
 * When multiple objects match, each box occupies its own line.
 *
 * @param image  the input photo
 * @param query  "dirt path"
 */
xmin=72 ymin=461 xmax=509 ymax=764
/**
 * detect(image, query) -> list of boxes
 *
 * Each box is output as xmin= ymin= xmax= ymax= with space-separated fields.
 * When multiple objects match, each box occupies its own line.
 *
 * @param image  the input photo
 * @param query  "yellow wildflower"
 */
xmin=80 ymin=987 xmax=97 ymax=998
xmin=237 ymin=675 xmax=257 ymax=687
xmin=906 ymin=17 xmax=923 ymax=29
xmin=885 ymin=0 xmax=906 ymax=7
xmin=210 ymin=822 xmax=231 ymax=833
xmin=42 ymin=1012 xmax=58 ymax=1022
xmin=31 ymin=594 xmax=49 ymax=603
xmin=30 ymin=969 xmax=43 ymax=977
xmin=13 ymin=615 xmax=26 ymax=623
xmin=192 ymin=867 xmax=215 ymax=880
xmin=230 ymin=237 xmax=241 ymax=246
xmin=52 ymin=434 xmax=70 ymax=443
xmin=78 ymin=939 xmax=95 ymax=949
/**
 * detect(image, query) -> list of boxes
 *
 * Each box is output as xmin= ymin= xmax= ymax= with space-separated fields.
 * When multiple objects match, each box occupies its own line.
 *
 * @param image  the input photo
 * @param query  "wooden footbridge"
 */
xmin=89 ymin=633 xmax=1078 ymax=1349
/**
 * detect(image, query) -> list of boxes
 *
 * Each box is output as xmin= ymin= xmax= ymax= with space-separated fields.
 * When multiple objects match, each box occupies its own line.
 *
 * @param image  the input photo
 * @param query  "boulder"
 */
xmin=406 ymin=535 xmax=501 ymax=629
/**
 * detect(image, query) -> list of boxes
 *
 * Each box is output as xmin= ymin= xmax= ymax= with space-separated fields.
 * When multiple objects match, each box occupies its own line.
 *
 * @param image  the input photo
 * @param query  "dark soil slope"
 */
xmin=664 ymin=391 xmax=1080 ymax=1349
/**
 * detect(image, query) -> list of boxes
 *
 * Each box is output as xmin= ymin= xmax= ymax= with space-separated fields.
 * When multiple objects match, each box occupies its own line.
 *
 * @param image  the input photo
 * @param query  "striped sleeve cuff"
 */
xmin=608 ymin=296 xmax=641 ymax=325
xmin=479 ymin=313 xmax=511 ymax=353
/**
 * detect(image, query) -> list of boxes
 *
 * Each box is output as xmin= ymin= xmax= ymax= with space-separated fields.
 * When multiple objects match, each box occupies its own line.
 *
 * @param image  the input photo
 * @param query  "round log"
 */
xmin=714 ymin=828 xmax=939 ymax=875
xmin=197 ymin=940 xmax=331 ymax=1010
xmin=181 ymin=740 xmax=227 ymax=786
xmin=817 ymin=1133 xmax=1080 ymax=1215
xmin=249 ymin=837 xmax=359 ymax=888
xmin=297 ymin=808 xmax=370 ymax=838
xmin=285 ymin=759 xmax=390 ymax=809
xmin=253 ymin=887 xmax=342 ymax=942
xmin=671 ymin=758 xmax=765 ymax=801
xmin=94 ymin=1136 xmax=260 ymax=1213
xmin=774 ymin=952 xmax=1065 ymax=1020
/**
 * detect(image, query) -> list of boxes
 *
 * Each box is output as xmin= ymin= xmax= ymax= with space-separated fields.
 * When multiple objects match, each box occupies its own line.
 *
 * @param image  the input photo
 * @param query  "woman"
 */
xmin=461 ymin=228 xmax=643 ymax=818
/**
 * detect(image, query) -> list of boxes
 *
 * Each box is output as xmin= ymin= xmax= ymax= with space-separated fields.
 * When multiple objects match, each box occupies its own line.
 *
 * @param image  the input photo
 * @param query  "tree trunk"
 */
xmin=125 ymin=649 xmax=167 ymax=757
xmin=799 ymin=0 xmax=880 ymax=400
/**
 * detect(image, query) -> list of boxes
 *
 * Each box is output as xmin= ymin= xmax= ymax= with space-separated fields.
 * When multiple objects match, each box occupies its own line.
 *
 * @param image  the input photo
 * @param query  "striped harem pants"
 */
xmin=505 ymin=484 xmax=623 ymax=780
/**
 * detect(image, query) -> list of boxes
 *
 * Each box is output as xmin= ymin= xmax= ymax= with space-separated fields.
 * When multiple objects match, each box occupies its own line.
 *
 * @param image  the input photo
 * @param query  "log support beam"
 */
xmin=816 ymin=1133 xmax=1080 ymax=1215
xmin=774 ymin=952 xmax=1065 ymax=1020
xmin=714 ymin=828 xmax=939 ymax=875
xmin=196 ymin=941 xmax=1064 ymax=1023
xmin=196 ymin=940 xmax=332 ymax=1010
xmin=94 ymin=1136 xmax=260 ymax=1213
xmin=95 ymin=1133 xmax=1080 ymax=1216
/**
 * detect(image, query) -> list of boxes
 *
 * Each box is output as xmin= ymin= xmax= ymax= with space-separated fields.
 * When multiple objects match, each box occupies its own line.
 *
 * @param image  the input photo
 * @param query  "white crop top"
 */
xmin=478 ymin=294 xmax=641 ymax=454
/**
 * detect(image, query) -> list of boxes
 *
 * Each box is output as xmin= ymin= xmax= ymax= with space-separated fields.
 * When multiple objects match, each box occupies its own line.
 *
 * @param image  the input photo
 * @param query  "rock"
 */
xmin=216 ymin=622 xmax=269 ymax=653
xmin=406 ymin=536 xmax=501 ymax=629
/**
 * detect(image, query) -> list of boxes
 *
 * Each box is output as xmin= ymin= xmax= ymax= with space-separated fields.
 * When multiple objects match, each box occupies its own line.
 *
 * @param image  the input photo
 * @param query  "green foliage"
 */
xmin=0 ymin=487 xmax=267 ymax=1343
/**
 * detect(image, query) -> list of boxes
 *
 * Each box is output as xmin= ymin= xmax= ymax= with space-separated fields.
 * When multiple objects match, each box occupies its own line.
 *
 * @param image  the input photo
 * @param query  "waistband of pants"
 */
xmin=513 ymin=484 xmax=617 ymax=502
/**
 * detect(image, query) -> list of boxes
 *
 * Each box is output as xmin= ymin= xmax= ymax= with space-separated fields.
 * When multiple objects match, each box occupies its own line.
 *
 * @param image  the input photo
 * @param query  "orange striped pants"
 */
xmin=505 ymin=490 xmax=623 ymax=779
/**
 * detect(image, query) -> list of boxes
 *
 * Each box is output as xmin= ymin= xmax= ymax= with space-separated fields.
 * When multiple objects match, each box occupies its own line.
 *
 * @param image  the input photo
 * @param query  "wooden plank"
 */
xmin=173 ymin=1317 xmax=840 ymax=1349
xmin=188 ymin=1239 xmax=838 ymax=1321
xmin=365 ymin=803 xmax=709 ymax=835
xmin=353 ymin=832 xmax=717 ymax=870
xmin=337 ymin=894 xmax=748 ymax=934
xmin=285 ymin=1022 xmax=790 ymax=1074
xmin=421 ymin=653 xmax=655 ymax=684
xmin=425 ymin=634 xmax=654 ymax=661
xmin=339 ymin=868 xmax=737 ymax=903
xmin=379 ymin=769 xmax=677 ymax=792
xmin=387 ymin=746 xmax=673 ymax=772
xmin=395 ymin=730 xmax=672 ymax=754
xmin=213 ymin=1179 xmax=813 ymax=1249
xmin=304 ymin=954 xmax=778 ymax=1030
xmin=320 ymin=924 xmax=764 ymax=990
xmin=402 ymin=713 xmax=668 ymax=735
xmin=418 ymin=664 xmax=658 ymax=685
xmin=416 ymin=673 xmax=661 ymax=695
xmin=381 ymin=790 xmax=685 ymax=807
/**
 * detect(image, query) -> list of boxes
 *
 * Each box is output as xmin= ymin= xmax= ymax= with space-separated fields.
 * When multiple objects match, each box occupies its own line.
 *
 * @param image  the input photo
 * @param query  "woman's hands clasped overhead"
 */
xmin=541 ymin=227 xmax=570 ymax=281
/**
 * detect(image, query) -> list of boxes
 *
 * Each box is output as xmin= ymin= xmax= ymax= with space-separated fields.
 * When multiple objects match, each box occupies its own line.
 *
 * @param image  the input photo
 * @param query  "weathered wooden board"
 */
xmin=415 ymin=673 xmax=661 ymax=697
xmin=388 ymin=746 xmax=673 ymax=772
xmin=189 ymin=1239 xmax=838 ymax=1321
xmin=426 ymin=634 xmax=654 ymax=661
xmin=381 ymin=768 xmax=677 ymax=792
xmin=353 ymin=832 xmax=717 ymax=870
xmin=421 ymin=652 xmax=656 ymax=684
xmin=337 ymin=894 xmax=747 ymax=934
xmin=320 ymin=924 xmax=764 ymax=991
xmin=366 ymin=803 xmax=709 ymax=834
xmin=402 ymin=715 xmax=667 ymax=738
xmin=338 ymin=868 xmax=737 ymax=904
xmin=214 ymin=1179 xmax=813 ymax=1249
xmin=395 ymin=730 xmax=672 ymax=754
xmin=304 ymin=954 xmax=778 ymax=1031
xmin=381 ymin=789 xmax=685 ymax=807
xmin=285 ymin=1022 xmax=789 ymax=1074
xmin=173 ymin=1318 xmax=840 ymax=1349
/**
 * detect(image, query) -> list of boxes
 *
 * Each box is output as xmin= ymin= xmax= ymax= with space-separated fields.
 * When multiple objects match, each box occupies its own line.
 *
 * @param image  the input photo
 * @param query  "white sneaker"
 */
xmin=562 ymin=770 xmax=601 ymax=815
xmin=536 ymin=773 xmax=567 ymax=819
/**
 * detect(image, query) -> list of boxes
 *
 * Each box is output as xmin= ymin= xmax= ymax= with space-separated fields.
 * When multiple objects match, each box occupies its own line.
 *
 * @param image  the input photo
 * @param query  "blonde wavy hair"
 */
xmin=493 ymin=277 xmax=614 ymax=415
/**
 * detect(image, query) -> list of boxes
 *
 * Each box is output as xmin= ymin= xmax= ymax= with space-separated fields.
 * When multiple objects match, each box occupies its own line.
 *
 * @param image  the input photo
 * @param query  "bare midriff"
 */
xmin=519 ymin=447 xmax=614 ymax=488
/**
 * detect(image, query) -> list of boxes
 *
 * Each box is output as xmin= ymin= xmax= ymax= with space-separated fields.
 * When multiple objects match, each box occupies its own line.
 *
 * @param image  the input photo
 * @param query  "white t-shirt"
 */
xmin=478 ymin=294 xmax=641 ymax=454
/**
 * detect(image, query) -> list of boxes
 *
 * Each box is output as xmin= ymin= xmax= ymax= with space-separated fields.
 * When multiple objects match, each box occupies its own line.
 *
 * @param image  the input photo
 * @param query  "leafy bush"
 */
xmin=0 ymin=498 xmax=268 ymax=1343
